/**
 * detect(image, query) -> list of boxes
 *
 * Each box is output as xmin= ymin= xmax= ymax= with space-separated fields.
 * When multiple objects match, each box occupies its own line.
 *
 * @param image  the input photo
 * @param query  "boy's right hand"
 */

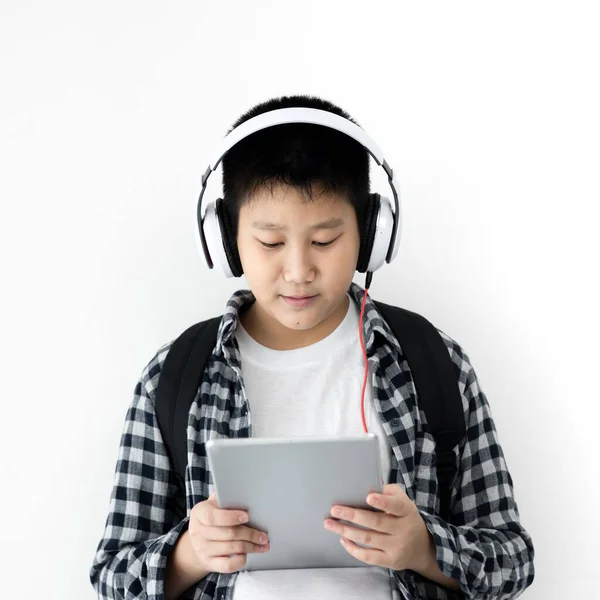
xmin=188 ymin=492 xmax=270 ymax=574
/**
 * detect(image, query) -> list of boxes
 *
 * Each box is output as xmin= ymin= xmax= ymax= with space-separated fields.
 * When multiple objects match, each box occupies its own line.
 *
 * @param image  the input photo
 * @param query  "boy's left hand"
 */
xmin=324 ymin=483 xmax=434 ymax=572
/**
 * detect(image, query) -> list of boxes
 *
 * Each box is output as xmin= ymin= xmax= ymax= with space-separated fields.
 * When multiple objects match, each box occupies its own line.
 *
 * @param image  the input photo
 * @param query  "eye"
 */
xmin=312 ymin=238 xmax=337 ymax=247
xmin=259 ymin=240 xmax=283 ymax=249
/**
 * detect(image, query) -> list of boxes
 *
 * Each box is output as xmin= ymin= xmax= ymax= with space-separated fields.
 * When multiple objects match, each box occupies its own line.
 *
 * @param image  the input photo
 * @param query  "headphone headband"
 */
xmin=214 ymin=107 xmax=384 ymax=166
xmin=197 ymin=107 xmax=402 ymax=268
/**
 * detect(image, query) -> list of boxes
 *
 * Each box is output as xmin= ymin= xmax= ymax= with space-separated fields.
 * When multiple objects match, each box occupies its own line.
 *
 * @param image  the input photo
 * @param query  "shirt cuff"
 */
xmin=419 ymin=510 xmax=465 ymax=583
xmin=394 ymin=510 xmax=468 ymax=600
xmin=124 ymin=516 xmax=191 ymax=600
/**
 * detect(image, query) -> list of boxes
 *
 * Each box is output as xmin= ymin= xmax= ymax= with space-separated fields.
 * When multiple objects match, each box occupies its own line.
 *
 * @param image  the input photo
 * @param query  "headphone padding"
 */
xmin=215 ymin=199 xmax=244 ymax=278
xmin=357 ymin=193 xmax=380 ymax=273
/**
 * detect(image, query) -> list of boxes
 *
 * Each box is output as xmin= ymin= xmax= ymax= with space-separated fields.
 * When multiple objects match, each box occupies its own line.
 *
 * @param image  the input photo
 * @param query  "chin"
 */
xmin=271 ymin=308 xmax=320 ymax=331
xmin=279 ymin=314 xmax=319 ymax=331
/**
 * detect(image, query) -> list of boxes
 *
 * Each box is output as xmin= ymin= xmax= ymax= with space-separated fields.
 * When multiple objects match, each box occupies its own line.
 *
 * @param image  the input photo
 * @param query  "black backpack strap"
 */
xmin=374 ymin=301 xmax=466 ymax=521
xmin=155 ymin=316 xmax=222 ymax=503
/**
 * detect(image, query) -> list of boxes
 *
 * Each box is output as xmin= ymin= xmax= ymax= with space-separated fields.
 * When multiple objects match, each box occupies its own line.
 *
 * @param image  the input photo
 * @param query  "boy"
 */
xmin=90 ymin=95 xmax=534 ymax=600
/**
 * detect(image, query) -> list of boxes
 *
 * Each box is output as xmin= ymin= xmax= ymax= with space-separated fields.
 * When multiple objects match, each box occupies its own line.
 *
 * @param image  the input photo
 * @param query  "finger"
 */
xmin=206 ymin=553 xmax=248 ymax=574
xmin=324 ymin=518 xmax=387 ymax=550
xmin=197 ymin=500 xmax=249 ymax=527
xmin=205 ymin=539 xmax=270 ymax=558
xmin=366 ymin=486 xmax=411 ymax=517
xmin=202 ymin=524 xmax=269 ymax=546
xmin=382 ymin=483 xmax=404 ymax=496
xmin=329 ymin=505 xmax=394 ymax=534
xmin=339 ymin=537 xmax=389 ymax=568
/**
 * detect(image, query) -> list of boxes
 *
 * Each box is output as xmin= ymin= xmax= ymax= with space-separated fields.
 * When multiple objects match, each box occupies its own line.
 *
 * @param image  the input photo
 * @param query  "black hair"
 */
xmin=221 ymin=95 xmax=370 ymax=232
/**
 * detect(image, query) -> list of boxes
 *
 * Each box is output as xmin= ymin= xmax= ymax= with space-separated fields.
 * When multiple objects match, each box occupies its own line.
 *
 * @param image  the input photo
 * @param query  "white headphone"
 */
xmin=195 ymin=107 xmax=402 ymax=278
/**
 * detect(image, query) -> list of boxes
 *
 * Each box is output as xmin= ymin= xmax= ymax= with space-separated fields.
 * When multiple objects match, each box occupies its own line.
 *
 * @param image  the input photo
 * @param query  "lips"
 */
xmin=281 ymin=294 xmax=318 ymax=308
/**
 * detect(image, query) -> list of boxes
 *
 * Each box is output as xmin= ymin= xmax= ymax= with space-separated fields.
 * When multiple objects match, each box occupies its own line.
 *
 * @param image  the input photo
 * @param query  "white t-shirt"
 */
xmin=232 ymin=295 xmax=393 ymax=600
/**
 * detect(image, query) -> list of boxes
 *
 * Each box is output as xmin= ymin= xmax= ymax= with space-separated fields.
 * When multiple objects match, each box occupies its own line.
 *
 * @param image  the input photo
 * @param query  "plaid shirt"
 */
xmin=90 ymin=282 xmax=534 ymax=600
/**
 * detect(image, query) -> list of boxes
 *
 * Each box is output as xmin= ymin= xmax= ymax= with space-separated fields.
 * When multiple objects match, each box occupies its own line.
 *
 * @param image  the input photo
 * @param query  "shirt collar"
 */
xmin=215 ymin=281 xmax=399 ymax=357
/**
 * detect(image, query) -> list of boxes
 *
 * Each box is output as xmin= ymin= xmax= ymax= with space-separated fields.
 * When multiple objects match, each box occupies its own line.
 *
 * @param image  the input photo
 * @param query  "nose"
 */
xmin=283 ymin=244 xmax=316 ymax=284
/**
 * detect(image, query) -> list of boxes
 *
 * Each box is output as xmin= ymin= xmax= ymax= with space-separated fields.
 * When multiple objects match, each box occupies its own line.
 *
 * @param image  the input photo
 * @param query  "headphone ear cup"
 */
xmin=367 ymin=194 xmax=395 ymax=272
xmin=357 ymin=193 xmax=380 ymax=273
xmin=199 ymin=200 xmax=234 ymax=278
xmin=215 ymin=199 xmax=244 ymax=278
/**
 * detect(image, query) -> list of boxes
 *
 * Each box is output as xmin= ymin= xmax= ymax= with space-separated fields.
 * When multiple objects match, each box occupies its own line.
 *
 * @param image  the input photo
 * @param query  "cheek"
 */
xmin=330 ymin=237 xmax=360 ymax=272
xmin=238 ymin=242 xmax=278 ymax=287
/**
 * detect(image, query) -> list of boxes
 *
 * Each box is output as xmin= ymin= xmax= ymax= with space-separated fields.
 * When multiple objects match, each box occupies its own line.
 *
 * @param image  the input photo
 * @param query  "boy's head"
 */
xmin=221 ymin=95 xmax=371 ymax=342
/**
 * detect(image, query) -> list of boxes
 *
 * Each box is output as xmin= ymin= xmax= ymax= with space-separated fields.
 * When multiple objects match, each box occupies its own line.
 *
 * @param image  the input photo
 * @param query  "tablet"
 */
xmin=205 ymin=434 xmax=383 ymax=570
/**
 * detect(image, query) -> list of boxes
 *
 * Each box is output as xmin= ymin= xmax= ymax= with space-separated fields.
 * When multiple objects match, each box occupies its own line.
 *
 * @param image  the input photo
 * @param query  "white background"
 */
xmin=1 ymin=1 xmax=599 ymax=598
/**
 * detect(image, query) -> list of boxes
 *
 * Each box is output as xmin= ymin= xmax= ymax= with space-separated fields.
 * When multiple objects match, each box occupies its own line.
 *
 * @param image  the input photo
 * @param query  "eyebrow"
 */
xmin=252 ymin=217 xmax=345 ymax=231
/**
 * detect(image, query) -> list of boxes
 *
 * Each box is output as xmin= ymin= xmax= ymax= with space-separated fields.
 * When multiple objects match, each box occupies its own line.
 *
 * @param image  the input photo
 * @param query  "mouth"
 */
xmin=280 ymin=294 xmax=319 ymax=308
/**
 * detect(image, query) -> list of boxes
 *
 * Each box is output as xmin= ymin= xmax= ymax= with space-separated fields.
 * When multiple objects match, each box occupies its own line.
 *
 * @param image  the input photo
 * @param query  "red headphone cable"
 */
xmin=359 ymin=272 xmax=373 ymax=434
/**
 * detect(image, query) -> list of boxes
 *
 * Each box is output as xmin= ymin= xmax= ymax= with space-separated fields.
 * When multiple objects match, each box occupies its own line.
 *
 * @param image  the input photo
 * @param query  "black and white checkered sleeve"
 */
xmin=89 ymin=343 xmax=190 ymax=600
xmin=406 ymin=335 xmax=535 ymax=600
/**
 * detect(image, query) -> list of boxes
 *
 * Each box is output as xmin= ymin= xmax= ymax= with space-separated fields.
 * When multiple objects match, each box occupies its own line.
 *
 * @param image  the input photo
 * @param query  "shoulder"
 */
xmin=136 ymin=339 xmax=174 ymax=405
xmin=374 ymin=299 xmax=476 ymax=415
xmin=434 ymin=326 xmax=484 ymax=420
xmin=436 ymin=328 xmax=473 ymax=388
xmin=137 ymin=315 xmax=226 ymax=403
xmin=374 ymin=299 xmax=474 ymax=391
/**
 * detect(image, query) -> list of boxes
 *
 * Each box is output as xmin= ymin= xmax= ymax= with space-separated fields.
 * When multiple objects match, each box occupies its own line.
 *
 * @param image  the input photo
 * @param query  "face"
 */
xmin=236 ymin=183 xmax=361 ymax=349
